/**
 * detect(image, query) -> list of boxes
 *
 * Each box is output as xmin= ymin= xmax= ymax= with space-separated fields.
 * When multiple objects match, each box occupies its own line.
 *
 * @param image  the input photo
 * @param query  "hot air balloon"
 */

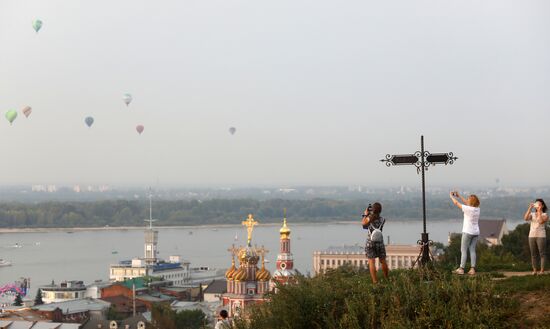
xmin=123 ymin=93 xmax=132 ymax=106
xmin=32 ymin=19 xmax=43 ymax=33
xmin=85 ymin=116 xmax=94 ymax=127
xmin=229 ymin=127 xmax=236 ymax=135
xmin=5 ymin=110 xmax=17 ymax=125
xmin=136 ymin=125 xmax=144 ymax=135
xmin=22 ymin=106 xmax=32 ymax=118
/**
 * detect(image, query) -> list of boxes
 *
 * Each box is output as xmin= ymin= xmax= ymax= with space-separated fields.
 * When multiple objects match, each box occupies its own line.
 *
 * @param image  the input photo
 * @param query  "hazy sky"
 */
xmin=1 ymin=0 xmax=549 ymax=188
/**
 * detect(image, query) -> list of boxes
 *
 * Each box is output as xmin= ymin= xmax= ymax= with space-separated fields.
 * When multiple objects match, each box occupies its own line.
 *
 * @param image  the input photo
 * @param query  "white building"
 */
xmin=40 ymin=281 xmax=87 ymax=304
xmin=313 ymin=244 xmax=423 ymax=275
xmin=110 ymin=256 xmax=191 ymax=286
xmin=85 ymin=280 xmax=113 ymax=299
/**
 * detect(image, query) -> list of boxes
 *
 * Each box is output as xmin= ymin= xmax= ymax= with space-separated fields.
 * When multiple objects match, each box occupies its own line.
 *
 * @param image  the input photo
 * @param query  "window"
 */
xmin=321 ymin=259 xmax=325 ymax=265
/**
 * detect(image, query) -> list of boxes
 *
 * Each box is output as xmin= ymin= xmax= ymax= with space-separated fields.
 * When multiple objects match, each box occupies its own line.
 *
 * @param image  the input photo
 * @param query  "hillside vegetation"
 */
xmin=233 ymin=267 xmax=550 ymax=329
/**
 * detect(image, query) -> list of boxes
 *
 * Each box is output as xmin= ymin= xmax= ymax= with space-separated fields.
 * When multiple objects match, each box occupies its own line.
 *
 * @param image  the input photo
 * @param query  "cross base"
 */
xmin=412 ymin=233 xmax=434 ymax=268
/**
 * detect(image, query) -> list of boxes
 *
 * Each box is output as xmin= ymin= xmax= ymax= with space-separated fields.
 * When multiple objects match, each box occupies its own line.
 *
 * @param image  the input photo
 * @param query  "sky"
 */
xmin=0 ymin=0 xmax=549 ymax=188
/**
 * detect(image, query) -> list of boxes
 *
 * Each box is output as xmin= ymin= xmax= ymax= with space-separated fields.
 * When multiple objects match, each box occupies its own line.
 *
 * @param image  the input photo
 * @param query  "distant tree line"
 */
xmin=0 ymin=196 xmax=537 ymax=228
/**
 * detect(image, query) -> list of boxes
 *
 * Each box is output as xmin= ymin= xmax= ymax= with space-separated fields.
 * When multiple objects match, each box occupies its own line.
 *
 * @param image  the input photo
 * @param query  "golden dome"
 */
xmin=225 ymin=258 xmax=237 ymax=280
xmin=233 ymin=267 xmax=249 ymax=281
xmin=280 ymin=218 xmax=291 ymax=239
xmin=256 ymin=263 xmax=271 ymax=281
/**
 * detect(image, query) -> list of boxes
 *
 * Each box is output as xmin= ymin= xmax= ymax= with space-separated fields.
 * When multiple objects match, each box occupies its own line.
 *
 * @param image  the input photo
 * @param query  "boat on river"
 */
xmin=0 ymin=259 xmax=12 ymax=267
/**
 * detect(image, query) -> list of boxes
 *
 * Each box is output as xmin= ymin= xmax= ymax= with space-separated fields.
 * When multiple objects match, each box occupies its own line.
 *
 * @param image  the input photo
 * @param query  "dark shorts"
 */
xmin=365 ymin=241 xmax=386 ymax=260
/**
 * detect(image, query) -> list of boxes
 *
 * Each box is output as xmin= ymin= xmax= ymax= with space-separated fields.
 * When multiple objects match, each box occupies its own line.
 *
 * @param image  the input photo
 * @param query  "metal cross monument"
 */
xmin=380 ymin=135 xmax=457 ymax=266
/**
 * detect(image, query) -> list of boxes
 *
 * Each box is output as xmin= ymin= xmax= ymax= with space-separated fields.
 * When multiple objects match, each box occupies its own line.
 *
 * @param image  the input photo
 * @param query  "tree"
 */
xmin=106 ymin=305 xmax=123 ymax=321
xmin=13 ymin=293 xmax=23 ymax=306
xmin=34 ymin=289 xmax=44 ymax=305
xmin=152 ymin=303 xmax=206 ymax=329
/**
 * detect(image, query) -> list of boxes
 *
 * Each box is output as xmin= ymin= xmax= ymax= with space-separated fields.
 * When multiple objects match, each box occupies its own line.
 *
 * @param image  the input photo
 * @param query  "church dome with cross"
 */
xmin=222 ymin=214 xmax=271 ymax=318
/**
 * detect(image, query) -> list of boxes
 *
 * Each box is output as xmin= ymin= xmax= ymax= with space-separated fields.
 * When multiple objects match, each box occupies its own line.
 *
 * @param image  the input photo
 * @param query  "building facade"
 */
xmin=40 ymin=280 xmax=87 ymax=304
xmin=313 ymin=244 xmax=422 ymax=275
xmin=110 ymin=257 xmax=191 ymax=286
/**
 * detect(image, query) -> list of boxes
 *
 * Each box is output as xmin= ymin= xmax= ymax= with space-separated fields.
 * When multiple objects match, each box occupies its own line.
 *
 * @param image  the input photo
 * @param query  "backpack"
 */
xmin=369 ymin=218 xmax=385 ymax=243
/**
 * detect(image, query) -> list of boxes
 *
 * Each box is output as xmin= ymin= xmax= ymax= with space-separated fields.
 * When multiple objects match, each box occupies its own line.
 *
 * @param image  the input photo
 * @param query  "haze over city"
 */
xmin=1 ymin=0 xmax=549 ymax=188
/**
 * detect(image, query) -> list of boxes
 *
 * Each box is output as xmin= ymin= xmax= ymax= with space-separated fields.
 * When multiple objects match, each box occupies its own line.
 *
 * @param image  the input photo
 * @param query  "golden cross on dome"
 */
xmin=227 ymin=244 xmax=240 ymax=256
xmin=255 ymin=245 xmax=269 ymax=258
xmin=242 ymin=214 xmax=258 ymax=246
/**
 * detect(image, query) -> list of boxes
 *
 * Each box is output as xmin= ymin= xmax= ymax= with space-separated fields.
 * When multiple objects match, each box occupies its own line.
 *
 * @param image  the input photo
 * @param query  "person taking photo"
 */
xmin=523 ymin=199 xmax=548 ymax=275
xmin=450 ymin=191 xmax=480 ymax=275
xmin=362 ymin=202 xmax=389 ymax=283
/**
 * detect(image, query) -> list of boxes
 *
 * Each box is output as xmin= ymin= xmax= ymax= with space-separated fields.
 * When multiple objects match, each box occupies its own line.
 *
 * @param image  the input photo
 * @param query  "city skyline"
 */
xmin=1 ymin=1 xmax=549 ymax=187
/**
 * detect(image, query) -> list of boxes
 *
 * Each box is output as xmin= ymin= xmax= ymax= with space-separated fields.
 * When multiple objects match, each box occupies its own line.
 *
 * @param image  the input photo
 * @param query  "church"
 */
xmin=222 ymin=213 xmax=297 ymax=317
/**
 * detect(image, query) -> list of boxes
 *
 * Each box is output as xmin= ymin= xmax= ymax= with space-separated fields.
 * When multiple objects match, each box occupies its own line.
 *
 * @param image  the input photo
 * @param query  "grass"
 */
xmin=491 ymin=274 xmax=550 ymax=329
xmin=494 ymin=273 xmax=550 ymax=293
xmin=235 ymin=266 xmax=530 ymax=329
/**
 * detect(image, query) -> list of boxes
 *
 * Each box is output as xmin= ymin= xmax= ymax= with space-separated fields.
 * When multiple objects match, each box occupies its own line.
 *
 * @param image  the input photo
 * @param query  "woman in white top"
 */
xmin=450 ymin=191 xmax=481 ymax=275
xmin=523 ymin=199 xmax=548 ymax=275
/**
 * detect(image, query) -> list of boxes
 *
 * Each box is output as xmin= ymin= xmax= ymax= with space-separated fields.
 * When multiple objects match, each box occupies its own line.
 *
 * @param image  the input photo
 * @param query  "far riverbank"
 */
xmin=0 ymin=218 xmax=459 ymax=234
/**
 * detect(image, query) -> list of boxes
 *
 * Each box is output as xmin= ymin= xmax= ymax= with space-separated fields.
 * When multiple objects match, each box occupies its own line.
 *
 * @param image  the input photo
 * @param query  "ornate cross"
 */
xmin=242 ymin=214 xmax=258 ymax=246
xmin=380 ymin=135 xmax=458 ymax=266
xmin=227 ymin=244 xmax=240 ymax=256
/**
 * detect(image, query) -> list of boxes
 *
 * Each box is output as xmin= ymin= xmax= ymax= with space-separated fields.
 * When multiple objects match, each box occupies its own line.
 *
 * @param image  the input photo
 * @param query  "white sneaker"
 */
xmin=468 ymin=268 xmax=476 ymax=275
xmin=454 ymin=268 xmax=464 ymax=275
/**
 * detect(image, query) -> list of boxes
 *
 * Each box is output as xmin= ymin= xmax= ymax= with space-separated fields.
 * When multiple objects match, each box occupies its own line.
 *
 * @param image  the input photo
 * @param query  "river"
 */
xmin=0 ymin=219 xmax=522 ymax=296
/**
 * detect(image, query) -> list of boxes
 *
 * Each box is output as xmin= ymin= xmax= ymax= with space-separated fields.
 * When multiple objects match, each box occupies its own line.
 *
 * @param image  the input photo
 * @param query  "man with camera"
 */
xmin=362 ymin=202 xmax=389 ymax=283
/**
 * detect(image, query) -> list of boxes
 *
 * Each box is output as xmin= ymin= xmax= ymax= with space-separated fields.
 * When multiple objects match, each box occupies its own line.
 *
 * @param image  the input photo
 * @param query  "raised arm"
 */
xmin=361 ymin=208 xmax=371 ymax=227
xmin=456 ymin=192 xmax=468 ymax=204
xmin=524 ymin=204 xmax=534 ymax=221
xmin=449 ymin=192 xmax=463 ymax=210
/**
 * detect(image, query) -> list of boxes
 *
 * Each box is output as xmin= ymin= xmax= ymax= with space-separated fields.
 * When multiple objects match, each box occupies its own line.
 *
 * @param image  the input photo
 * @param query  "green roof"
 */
xmin=120 ymin=276 xmax=163 ymax=290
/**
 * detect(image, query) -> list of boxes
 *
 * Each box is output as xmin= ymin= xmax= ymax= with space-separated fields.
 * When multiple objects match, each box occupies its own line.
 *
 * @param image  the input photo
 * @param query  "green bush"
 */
xmin=234 ymin=267 xmax=517 ymax=329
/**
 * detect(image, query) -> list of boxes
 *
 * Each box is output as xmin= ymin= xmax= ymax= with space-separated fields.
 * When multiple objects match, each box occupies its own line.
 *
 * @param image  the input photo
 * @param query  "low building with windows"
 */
xmin=110 ymin=257 xmax=191 ymax=286
xmin=313 ymin=244 xmax=421 ymax=275
xmin=40 ymin=280 xmax=87 ymax=304
xmin=32 ymin=298 xmax=111 ymax=323
xmin=0 ymin=320 xmax=80 ymax=329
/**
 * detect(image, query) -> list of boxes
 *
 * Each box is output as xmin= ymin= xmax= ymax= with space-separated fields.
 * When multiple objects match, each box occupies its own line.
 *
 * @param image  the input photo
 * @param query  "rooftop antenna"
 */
xmin=145 ymin=187 xmax=157 ymax=229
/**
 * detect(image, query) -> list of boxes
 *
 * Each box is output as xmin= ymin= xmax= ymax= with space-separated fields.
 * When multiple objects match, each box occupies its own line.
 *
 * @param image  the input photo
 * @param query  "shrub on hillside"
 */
xmin=234 ymin=266 xmax=516 ymax=329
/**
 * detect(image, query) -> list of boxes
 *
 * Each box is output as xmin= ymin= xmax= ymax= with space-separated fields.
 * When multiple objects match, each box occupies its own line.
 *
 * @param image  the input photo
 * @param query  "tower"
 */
xmin=272 ymin=210 xmax=296 ymax=286
xmin=144 ymin=191 xmax=158 ymax=266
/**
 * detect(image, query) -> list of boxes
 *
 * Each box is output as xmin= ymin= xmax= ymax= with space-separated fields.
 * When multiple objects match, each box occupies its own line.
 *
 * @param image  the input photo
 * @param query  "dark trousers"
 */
xmin=529 ymin=237 xmax=546 ymax=270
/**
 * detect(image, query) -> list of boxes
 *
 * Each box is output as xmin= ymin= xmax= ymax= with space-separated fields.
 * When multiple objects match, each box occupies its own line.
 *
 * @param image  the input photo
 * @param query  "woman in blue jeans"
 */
xmin=450 ymin=191 xmax=481 ymax=275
